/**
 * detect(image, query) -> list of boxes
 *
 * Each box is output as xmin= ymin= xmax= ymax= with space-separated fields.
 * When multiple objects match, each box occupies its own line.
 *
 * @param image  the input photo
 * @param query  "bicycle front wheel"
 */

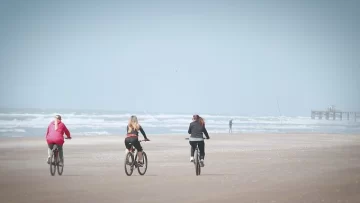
xmin=50 ymin=151 xmax=57 ymax=176
xmin=124 ymin=152 xmax=134 ymax=176
xmin=137 ymin=151 xmax=148 ymax=176
xmin=196 ymin=160 xmax=201 ymax=176
xmin=57 ymin=156 xmax=64 ymax=176
xmin=195 ymin=150 xmax=201 ymax=176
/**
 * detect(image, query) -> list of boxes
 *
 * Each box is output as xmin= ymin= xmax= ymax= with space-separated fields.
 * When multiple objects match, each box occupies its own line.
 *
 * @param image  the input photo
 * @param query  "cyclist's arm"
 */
xmin=63 ymin=124 xmax=71 ymax=138
xmin=203 ymin=125 xmax=210 ymax=139
xmin=139 ymin=126 xmax=148 ymax=140
xmin=188 ymin=123 xmax=192 ymax=134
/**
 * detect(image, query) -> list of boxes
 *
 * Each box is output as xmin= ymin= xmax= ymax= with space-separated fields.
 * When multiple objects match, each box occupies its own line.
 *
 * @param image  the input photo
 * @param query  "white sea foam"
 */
xmin=0 ymin=129 xmax=26 ymax=133
xmin=0 ymin=110 xmax=359 ymax=136
xmin=73 ymin=131 xmax=111 ymax=136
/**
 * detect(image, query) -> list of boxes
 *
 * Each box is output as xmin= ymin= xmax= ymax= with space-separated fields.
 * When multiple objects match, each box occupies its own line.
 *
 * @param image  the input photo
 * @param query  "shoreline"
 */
xmin=1 ymin=133 xmax=359 ymax=148
xmin=1 ymin=131 xmax=360 ymax=140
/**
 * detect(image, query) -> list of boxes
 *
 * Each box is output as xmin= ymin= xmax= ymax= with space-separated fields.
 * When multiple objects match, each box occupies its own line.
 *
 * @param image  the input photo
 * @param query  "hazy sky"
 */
xmin=0 ymin=0 xmax=359 ymax=116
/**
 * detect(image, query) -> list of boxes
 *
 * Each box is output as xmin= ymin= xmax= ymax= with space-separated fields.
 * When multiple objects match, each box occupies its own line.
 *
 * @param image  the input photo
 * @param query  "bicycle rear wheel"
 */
xmin=124 ymin=152 xmax=135 ymax=176
xmin=57 ymin=156 xmax=64 ymax=176
xmin=197 ymin=158 xmax=201 ymax=176
xmin=195 ymin=150 xmax=201 ymax=176
xmin=50 ymin=150 xmax=57 ymax=176
xmin=136 ymin=151 xmax=148 ymax=175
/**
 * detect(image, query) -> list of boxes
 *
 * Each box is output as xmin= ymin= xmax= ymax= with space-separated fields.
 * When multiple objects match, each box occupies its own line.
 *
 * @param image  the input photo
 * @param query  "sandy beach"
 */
xmin=1 ymin=133 xmax=360 ymax=203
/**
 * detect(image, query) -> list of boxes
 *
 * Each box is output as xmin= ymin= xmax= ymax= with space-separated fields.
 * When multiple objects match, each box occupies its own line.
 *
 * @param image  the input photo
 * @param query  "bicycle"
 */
xmin=186 ymin=138 xmax=207 ymax=176
xmin=124 ymin=140 xmax=148 ymax=176
xmin=49 ymin=137 xmax=71 ymax=176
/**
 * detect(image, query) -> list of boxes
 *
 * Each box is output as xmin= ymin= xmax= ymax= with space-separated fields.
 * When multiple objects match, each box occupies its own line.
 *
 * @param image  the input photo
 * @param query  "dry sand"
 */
xmin=0 ymin=133 xmax=360 ymax=203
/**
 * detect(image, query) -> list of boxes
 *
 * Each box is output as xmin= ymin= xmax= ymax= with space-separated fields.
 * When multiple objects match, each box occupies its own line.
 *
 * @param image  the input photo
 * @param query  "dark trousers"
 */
xmin=124 ymin=136 xmax=143 ymax=152
xmin=189 ymin=141 xmax=205 ymax=160
xmin=48 ymin=143 xmax=63 ymax=161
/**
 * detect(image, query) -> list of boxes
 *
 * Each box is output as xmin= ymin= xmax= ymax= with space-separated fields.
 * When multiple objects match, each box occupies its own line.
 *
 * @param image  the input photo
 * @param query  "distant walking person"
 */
xmin=229 ymin=119 xmax=233 ymax=133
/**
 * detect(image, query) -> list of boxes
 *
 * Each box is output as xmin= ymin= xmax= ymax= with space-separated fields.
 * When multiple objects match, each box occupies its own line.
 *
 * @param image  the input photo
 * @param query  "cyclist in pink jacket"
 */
xmin=45 ymin=115 xmax=71 ymax=165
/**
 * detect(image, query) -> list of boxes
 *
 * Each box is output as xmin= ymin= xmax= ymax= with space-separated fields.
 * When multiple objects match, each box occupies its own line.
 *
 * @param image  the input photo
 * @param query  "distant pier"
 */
xmin=311 ymin=106 xmax=359 ymax=121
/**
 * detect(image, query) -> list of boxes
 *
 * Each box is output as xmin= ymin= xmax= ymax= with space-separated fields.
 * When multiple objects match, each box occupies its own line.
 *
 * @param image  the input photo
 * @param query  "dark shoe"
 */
xmin=59 ymin=159 xmax=64 ymax=166
xmin=200 ymin=159 xmax=205 ymax=167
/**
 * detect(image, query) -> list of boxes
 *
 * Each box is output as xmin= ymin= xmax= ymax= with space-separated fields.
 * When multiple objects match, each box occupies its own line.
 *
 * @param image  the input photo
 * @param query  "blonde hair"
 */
xmin=127 ymin=115 xmax=140 ymax=133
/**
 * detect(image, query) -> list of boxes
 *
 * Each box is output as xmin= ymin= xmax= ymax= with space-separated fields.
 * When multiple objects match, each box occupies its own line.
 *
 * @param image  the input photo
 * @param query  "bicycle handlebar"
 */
xmin=65 ymin=137 xmax=72 ymax=140
xmin=185 ymin=138 xmax=209 ymax=140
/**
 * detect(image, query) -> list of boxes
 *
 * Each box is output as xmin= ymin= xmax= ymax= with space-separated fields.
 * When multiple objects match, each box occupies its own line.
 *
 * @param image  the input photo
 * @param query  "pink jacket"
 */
xmin=46 ymin=121 xmax=71 ymax=146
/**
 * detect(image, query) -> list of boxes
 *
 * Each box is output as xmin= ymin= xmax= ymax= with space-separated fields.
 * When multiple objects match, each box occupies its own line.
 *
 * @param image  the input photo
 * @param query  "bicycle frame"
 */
xmin=50 ymin=145 xmax=63 ymax=176
xmin=124 ymin=140 xmax=148 ymax=176
xmin=187 ymin=138 xmax=206 ymax=176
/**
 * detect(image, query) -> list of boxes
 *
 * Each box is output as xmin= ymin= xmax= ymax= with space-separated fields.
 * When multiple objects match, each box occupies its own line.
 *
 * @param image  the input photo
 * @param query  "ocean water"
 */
xmin=0 ymin=109 xmax=359 ymax=137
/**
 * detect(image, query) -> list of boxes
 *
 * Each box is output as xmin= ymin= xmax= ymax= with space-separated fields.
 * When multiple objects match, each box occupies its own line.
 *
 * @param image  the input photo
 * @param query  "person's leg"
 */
xmin=198 ymin=141 xmax=205 ymax=160
xmin=137 ymin=151 xmax=143 ymax=163
xmin=198 ymin=141 xmax=205 ymax=167
xmin=48 ymin=148 xmax=51 ymax=157
xmin=124 ymin=138 xmax=131 ymax=153
xmin=133 ymin=138 xmax=144 ymax=164
xmin=189 ymin=141 xmax=197 ymax=162
xmin=47 ymin=144 xmax=54 ymax=164
xmin=58 ymin=145 xmax=64 ymax=165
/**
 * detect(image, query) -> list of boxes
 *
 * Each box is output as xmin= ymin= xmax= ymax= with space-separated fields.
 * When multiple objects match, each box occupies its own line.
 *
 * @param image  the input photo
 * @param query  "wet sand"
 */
xmin=1 ymin=133 xmax=360 ymax=203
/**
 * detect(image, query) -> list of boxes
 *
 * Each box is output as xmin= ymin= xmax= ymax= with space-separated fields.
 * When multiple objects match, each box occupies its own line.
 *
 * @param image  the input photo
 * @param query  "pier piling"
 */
xmin=311 ymin=108 xmax=359 ymax=122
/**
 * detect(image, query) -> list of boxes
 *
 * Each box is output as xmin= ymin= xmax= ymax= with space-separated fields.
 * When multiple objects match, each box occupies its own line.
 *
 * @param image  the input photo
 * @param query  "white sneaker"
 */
xmin=190 ymin=157 xmax=194 ymax=162
xmin=200 ymin=159 xmax=205 ymax=167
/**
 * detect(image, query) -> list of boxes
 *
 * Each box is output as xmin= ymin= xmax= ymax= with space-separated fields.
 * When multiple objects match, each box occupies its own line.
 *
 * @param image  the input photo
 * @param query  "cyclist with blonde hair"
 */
xmin=124 ymin=115 xmax=150 ymax=166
